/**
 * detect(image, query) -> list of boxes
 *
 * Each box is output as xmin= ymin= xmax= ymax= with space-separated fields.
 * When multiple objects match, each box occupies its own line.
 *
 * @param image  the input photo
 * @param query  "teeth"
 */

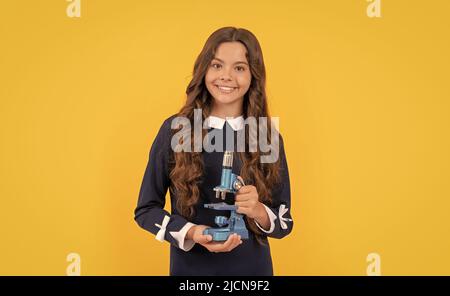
xmin=217 ymin=86 xmax=236 ymax=93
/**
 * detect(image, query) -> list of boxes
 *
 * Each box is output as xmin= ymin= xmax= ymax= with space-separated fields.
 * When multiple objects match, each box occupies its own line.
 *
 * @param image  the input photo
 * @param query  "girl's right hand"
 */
xmin=188 ymin=225 xmax=243 ymax=253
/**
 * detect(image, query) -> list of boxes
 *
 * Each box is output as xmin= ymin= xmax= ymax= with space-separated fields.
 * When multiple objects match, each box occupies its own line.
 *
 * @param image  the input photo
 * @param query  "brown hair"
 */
xmin=169 ymin=27 xmax=281 ymax=243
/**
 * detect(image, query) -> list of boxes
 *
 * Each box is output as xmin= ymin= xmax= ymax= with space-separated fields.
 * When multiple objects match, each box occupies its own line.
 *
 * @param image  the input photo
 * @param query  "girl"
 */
xmin=134 ymin=27 xmax=293 ymax=276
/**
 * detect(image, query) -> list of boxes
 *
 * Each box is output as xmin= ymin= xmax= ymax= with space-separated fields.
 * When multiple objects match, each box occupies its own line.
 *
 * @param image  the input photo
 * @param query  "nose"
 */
xmin=220 ymin=67 xmax=233 ymax=81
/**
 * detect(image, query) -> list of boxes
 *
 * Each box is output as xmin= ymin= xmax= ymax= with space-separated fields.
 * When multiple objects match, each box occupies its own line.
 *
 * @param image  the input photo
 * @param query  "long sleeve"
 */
xmin=255 ymin=134 xmax=294 ymax=239
xmin=134 ymin=117 xmax=196 ymax=251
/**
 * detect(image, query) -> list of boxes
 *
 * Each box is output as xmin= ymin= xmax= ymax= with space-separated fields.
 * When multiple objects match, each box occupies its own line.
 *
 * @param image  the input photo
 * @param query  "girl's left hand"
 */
xmin=234 ymin=183 xmax=266 ymax=220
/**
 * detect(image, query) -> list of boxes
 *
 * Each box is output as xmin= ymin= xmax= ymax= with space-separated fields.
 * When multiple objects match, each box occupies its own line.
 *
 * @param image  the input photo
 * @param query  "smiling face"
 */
xmin=205 ymin=42 xmax=252 ymax=116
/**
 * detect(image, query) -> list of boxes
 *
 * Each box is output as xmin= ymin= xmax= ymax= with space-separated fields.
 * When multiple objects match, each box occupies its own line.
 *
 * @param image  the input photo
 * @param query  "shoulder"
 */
xmin=154 ymin=113 xmax=181 ymax=139
xmin=160 ymin=114 xmax=178 ymax=131
xmin=149 ymin=114 xmax=179 ymax=151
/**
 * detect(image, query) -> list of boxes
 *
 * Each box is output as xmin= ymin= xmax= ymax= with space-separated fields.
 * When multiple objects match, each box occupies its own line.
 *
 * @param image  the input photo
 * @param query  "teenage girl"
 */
xmin=134 ymin=27 xmax=293 ymax=276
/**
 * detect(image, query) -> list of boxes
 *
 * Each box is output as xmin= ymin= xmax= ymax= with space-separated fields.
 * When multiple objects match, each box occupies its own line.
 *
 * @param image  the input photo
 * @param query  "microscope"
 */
xmin=203 ymin=151 xmax=250 ymax=241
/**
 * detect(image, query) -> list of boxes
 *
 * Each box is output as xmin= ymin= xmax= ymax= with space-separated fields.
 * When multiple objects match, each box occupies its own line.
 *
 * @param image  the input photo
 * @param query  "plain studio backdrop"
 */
xmin=0 ymin=0 xmax=449 ymax=275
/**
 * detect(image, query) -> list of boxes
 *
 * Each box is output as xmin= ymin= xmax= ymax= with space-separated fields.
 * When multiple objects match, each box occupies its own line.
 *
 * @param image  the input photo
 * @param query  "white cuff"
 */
xmin=155 ymin=215 xmax=170 ymax=242
xmin=254 ymin=204 xmax=277 ymax=233
xmin=169 ymin=222 xmax=196 ymax=251
xmin=279 ymin=204 xmax=293 ymax=230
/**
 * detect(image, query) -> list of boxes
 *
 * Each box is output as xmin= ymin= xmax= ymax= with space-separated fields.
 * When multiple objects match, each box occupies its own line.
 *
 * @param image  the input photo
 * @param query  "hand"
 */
xmin=188 ymin=225 xmax=243 ymax=253
xmin=234 ymin=182 xmax=266 ymax=220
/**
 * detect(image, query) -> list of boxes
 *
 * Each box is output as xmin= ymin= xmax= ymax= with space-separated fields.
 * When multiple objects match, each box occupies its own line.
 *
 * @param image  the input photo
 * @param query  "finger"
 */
xmin=210 ymin=233 xmax=237 ymax=252
xmin=235 ymin=201 xmax=249 ymax=208
xmin=235 ymin=193 xmax=252 ymax=202
xmin=227 ymin=234 xmax=241 ymax=251
xmin=234 ymin=192 xmax=258 ymax=201
xmin=206 ymin=238 xmax=231 ymax=252
xmin=237 ymin=235 xmax=243 ymax=245
xmin=221 ymin=233 xmax=237 ymax=250
xmin=237 ymin=176 xmax=246 ymax=185
xmin=196 ymin=234 xmax=212 ymax=245
xmin=235 ymin=206 xmax=250 ymax=215
xmin=215 ymin=234 xmax=243 ymax=252
xmin=230 ymin=234 xmax=243 ymax=250
xmin=237 ymin=186 xmax=253 ymax=194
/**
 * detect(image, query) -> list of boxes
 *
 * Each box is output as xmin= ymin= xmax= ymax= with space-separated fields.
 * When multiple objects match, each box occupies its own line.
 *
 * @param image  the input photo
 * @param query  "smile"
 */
xmin=215 ymin=85 xmax=237 ymax=94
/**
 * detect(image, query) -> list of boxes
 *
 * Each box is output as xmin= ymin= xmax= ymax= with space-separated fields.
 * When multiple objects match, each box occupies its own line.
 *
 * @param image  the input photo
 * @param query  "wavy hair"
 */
xmin=169 ymin=27 xmax=281 ymax=243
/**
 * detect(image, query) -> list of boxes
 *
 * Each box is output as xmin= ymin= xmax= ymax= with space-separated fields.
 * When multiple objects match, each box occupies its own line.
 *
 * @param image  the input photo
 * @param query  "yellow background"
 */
xmin=1 ymin=0 xmax=449 ymax=275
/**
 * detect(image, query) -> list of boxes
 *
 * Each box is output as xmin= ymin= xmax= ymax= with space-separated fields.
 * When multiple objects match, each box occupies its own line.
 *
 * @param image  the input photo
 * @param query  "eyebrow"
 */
xmin=212 ymin=57 xmax=249 ymax=66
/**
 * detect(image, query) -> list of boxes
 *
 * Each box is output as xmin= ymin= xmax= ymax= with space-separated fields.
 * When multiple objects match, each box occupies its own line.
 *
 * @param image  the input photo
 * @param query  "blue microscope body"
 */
xmin=203 ymin=151 xmax=249 ymax=241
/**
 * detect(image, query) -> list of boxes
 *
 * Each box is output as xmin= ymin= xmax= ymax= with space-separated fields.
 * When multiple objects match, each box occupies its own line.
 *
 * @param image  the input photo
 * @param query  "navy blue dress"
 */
xmin=134 ymin=115 xmax=293 ymax=276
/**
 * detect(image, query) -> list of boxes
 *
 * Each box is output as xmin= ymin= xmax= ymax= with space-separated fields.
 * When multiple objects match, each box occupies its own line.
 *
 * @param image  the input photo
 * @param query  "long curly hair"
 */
xmin=169 ymin=27 xmax=281 ymax=242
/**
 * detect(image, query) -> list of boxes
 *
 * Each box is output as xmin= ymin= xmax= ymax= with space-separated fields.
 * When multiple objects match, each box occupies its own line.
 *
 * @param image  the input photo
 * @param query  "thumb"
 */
xmin=198 ymin=234 xmax=213 ymax=244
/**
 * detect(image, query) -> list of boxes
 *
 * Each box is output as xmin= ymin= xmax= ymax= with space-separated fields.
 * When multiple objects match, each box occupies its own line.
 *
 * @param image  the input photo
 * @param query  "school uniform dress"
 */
xmin=134 ymin=114 xmax=293 ymax=276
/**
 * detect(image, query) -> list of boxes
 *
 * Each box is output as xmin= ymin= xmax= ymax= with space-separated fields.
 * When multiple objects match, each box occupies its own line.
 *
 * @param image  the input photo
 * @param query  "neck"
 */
xmin=210 ymin=98 xmax=244 ymax=119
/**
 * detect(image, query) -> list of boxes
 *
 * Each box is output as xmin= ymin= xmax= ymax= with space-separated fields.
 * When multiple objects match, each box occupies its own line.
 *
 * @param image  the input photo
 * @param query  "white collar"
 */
xmin=205 ymin=115 xmax=244 ymax=131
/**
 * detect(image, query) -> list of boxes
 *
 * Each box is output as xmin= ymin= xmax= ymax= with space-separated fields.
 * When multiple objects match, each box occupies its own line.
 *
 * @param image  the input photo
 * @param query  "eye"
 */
xmin=211 ymin=63 xmax=222 ymax=69
xmin=235 ymin=66 xmax=246 ymax=72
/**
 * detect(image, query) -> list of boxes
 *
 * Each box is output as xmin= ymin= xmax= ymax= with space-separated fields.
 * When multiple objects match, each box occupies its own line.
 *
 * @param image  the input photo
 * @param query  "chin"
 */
xmin=213 ymin=94 xmax=241 ymax=105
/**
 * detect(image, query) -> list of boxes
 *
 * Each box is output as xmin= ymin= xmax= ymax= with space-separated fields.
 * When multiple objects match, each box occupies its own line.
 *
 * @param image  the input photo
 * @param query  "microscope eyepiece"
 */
xmin=222 ymin=151 xmax=233 ymax=168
